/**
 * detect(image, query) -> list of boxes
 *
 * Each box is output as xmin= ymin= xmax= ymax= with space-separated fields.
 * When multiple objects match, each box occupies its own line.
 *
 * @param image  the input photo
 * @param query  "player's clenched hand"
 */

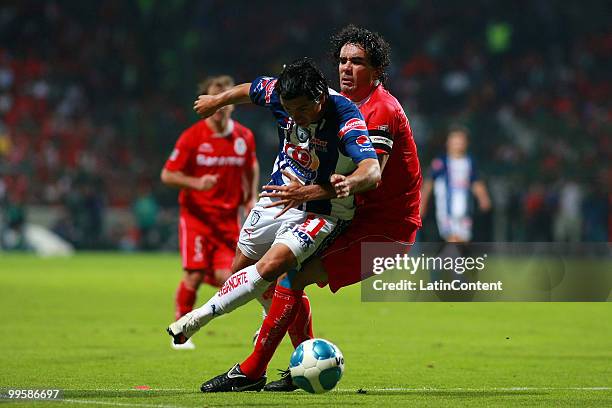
xmin=194 ymin=95 xmax=220 ymax=118
xmin=260 ymin=170 xmax=307 ymax=218
xmin=195 ymin=174 xmax=218 ymax=191
xmin=330 ymin=174 xmax=350 ymax=198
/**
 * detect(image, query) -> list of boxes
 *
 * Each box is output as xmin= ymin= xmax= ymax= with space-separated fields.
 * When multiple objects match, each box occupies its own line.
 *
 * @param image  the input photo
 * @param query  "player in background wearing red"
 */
xmin=161 ymin=75 xmax=259 ymax=350
xmin=200 ymin=25 xmax=423 ymax=392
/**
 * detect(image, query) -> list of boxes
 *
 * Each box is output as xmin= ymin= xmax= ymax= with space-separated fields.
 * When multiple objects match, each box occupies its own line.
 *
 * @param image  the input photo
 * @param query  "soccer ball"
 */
xmin=289 ymin=338 xmax=344 ymax=394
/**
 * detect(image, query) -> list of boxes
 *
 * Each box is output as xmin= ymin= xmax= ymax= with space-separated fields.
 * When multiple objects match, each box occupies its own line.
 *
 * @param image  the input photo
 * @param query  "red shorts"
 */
xmin=319 ymin=220 xmax=419 ymax=293
xmin=178 ymin=209 xmax=239 ymax=285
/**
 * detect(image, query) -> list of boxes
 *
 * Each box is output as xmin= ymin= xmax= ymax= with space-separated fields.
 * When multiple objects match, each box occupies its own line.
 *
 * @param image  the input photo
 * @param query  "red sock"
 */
xmin=240 ymin=286 xmax=303 ymax=379
xmin=174 ymin=280 xmax=197 ymax=320
xmin=288 ymin=293 xmax=314 ymax=348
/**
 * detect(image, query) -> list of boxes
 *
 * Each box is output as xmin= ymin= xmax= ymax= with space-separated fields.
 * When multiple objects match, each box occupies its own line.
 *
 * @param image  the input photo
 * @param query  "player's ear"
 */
xmin=374 ymin=68 xmax=383 ymax=83
xmin=318 ymin=92 xmax=328 ymax=105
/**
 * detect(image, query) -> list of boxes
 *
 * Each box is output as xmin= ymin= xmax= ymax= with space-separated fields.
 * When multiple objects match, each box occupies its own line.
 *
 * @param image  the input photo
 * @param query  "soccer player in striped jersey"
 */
xmin=169 ymin=58 xmax=381 ymax=392
xmin=200 ymin=25 xmax=423 ymax=393
xmin=420 ymin=125 xmax=491 ymax=243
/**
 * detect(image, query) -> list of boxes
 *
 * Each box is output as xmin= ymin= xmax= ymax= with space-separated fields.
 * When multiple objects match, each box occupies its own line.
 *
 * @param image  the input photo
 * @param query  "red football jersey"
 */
xmin=164 ymin=119 xmax=256 ymax=216
xmin=351 ymin=84 xmax=422 ymax=227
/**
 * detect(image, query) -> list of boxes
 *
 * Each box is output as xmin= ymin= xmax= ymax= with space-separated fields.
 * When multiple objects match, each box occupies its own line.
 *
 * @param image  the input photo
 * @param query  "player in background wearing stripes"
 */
xmin=419 ymin=126 xmax=491 ymax=301
xmin=420 ymin=125 xmax=491 ymax=243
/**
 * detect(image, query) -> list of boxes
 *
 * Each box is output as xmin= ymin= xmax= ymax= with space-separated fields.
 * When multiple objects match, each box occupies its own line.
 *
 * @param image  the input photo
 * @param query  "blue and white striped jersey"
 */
xmin=250 ymin=76 xmax=377 ymax=220
xmin=430 ymin=154 xmax=480 ymax=220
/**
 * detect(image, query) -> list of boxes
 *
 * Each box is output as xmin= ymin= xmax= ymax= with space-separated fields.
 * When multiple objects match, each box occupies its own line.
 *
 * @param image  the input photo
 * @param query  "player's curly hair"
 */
xmin=277 ymin=57 xmax=329 ymax=101
xmin=330 ymin=25 xmax=391 ymax=86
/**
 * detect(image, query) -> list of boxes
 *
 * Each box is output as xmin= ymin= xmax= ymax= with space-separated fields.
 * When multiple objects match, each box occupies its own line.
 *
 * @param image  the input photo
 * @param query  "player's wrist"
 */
xmin=308 ymin=183 xmax=336 ymax=200
xmin=209 ymin=94 xmax=225 ymax=110
xmin=189 ymin=177 xmax=203 ymax=191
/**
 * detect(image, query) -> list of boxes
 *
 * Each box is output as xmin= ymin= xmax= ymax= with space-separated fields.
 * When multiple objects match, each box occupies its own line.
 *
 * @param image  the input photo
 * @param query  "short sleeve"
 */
xmin=250 ymin=76 xmax=280 ymax=107
xmin=336 ymin=99 xmax=377 ymax=164
xmin=365 ymin=103 xmax=396 ymax=155
xmin=428 ymin=156 xmax=446 ymax=180
xmin=164 ymin=129 xmax=194 ymax=172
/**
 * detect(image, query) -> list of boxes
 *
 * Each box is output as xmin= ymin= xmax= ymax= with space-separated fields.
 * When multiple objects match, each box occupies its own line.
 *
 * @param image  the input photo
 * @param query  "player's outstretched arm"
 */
xmin=193 ymin=83 xmax=252 ymax=118
xmin=160 ymin=169 xmax=218 ymax=191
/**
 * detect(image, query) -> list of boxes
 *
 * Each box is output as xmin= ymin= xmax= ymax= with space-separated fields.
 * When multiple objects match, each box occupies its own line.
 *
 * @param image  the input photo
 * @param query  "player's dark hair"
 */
xmin=330 ymin=25 xmax=391 ymax=86
xmin=277 ymin=57 xmax=329 ymax=101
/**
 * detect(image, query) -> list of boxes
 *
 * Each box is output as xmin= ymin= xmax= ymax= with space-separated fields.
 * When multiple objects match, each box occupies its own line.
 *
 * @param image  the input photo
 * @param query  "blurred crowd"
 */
xmin=0 ymin=0 xmax=609 ymax=249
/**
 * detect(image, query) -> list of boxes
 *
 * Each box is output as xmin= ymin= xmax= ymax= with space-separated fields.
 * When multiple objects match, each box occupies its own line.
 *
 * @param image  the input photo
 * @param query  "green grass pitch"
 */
xmin=1 ymin=253 xmax=611 ymax=407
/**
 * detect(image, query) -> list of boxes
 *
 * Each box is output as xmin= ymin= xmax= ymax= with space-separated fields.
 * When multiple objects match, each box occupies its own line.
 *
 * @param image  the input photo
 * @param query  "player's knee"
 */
xmin=256 ymin=255 xmax=296 ymax=281
xmin=256 ymin=257 xmax=285 ymax=281
xmin=256 ymin=245 xmax=297 ymax=281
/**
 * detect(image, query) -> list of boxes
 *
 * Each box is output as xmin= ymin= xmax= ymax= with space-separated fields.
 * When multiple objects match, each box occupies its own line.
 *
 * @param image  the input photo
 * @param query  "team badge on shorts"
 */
xmin=250 ymin=211 xmax=261 ymax=226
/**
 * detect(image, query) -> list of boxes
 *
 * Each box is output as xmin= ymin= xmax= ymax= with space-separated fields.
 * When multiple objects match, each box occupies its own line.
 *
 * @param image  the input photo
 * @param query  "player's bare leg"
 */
xmin=288 ymin=257 xmax=329 ymax=290
xmin=167 ymin=244 xmax=297 ymax=344
xmin=231 ymin=247 xmax=257 ymax=273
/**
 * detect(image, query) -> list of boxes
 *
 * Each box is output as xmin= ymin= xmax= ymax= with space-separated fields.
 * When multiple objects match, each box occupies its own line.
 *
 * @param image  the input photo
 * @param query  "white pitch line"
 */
xmin=62 ymin=386 xmax=612 ymax=392
xmin=61 ymin=399 xmax=188 ymax=408
xmin=57 ymin=386 xmax=612 ymax=395
xmin=334 ymin=387 xmax=612 ymax=392
xmin=62 ymin=388 xmax=186 ymax=392
xmin=52 ymin=387 xmax=612 ymax=408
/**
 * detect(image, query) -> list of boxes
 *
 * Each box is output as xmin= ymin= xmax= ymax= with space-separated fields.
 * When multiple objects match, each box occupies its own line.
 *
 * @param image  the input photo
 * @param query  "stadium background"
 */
xmin=1 ymin=2 xmax=611 ymax=407
xmin=1 ymin=0 xmax=609 ymax=252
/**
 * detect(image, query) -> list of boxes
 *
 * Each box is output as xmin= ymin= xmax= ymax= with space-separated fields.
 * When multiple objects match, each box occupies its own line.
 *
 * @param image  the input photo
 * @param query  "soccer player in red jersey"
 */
xmin=199 ymin=26 xmax=423 ymax=392
xmin=161 ymin=75 xmax=259 ymax=349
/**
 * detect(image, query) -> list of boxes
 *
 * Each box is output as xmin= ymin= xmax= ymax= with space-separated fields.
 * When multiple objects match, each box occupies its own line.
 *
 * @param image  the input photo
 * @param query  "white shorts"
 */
xmin=238 ymin=199 xmax=339 ymax=265
xmin=437 ymin=215 xmax=473 ymax=242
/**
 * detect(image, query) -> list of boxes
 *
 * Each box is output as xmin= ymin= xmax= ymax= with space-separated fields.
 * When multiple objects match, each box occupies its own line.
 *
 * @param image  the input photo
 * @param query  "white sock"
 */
xmin=256 ymin=284 xmax=275 ymax=316
xmin=190 ymin=264 xmax=270 ymax=328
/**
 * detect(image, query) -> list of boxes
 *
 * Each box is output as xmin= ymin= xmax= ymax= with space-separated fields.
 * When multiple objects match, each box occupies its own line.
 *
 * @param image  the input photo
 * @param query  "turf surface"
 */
xmin=1 ymin=253 xmax=611 ymax=407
